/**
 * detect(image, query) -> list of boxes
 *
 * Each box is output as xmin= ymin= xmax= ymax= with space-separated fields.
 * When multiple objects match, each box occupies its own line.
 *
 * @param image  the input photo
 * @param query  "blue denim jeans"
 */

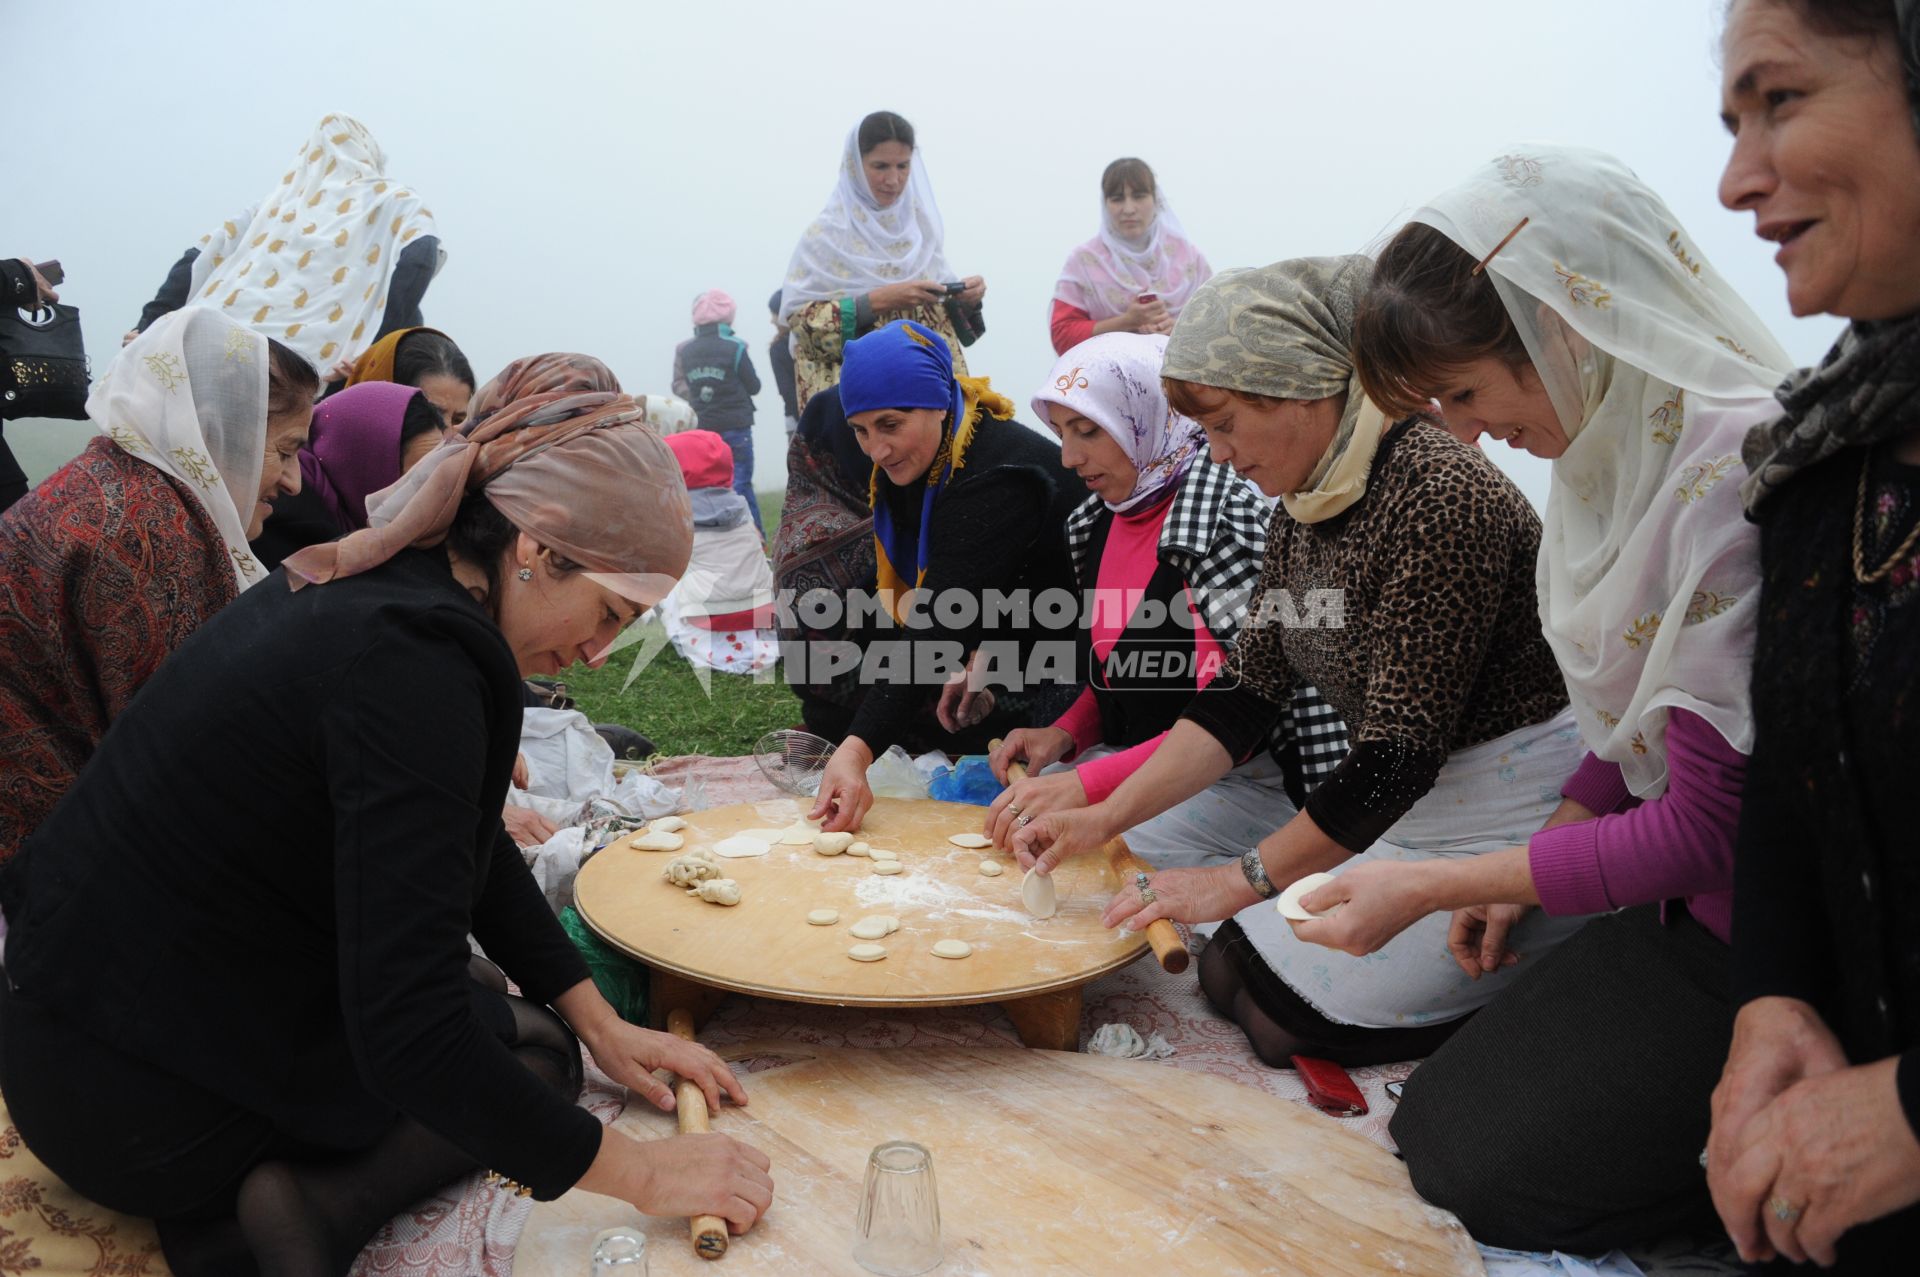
xmin=715 ymin=427 xmax=763 ymax=533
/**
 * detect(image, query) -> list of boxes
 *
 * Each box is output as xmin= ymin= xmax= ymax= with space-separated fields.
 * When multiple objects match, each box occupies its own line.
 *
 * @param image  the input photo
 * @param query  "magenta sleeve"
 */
xmin=1559 ymin=751 xmax=1632 ymax=817
xmin=1075 ymin=734 xmax=1165 ymax=805
xmin=1053 ymin=686 xmax=1105 ymax=758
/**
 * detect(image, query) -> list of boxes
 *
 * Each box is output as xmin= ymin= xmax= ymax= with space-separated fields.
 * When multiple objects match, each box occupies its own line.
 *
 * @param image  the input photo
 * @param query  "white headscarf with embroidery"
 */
xmin=778 ymin=122 xmax=952 ymax=321
xmin=185 ymin=113 xmax=442 ymax=370
xmin=89 ymin=308 xmax=274 ymax=590
xmin=1415 ymin=145 xmax=1792 ymax=795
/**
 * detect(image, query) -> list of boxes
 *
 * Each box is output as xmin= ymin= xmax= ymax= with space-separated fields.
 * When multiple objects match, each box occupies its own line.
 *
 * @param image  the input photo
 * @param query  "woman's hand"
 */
xmin=1708 ymin=997 xmax=1852 ymax=1261
xmin=1287 ymin=861 xmax=1441 ymax=957
xmin=868 ymin=281 xmax=946 ymax=314
xmin=985 ymin=768 xmax=1086 ymax=850
xmin=503 ymin=804 xmax=560 ymax=848
xmin=1102 ymin=863 xmax=1259 ymax=931
xmin=512 ymin=752 xmax=532 ymax=789
xmin=583 ymin=1017 xmax=749 ymax=1116
xmin=988 ymin=728 xmax=1074 ymax=784
xmin=1715 ymin=1052 xmax=1920 ymax=1266
xmin=1447 ymin=903 xmax=1531 ymax=977
xmin=1119 ymin=296 xmax=1171 ymax=334
xmin=935 ymin=665 xmax=996 ymax=733
xmin=959 ymin=275 xmax=986 ymax=304
xmin=810 ymin=738 xmax=873 ymax=833
xmin=582 ymin=1129 xmax=773 ymax=1236
xmin=16 ymin=260 xmax=57 ymax=304
xmin=1010 ymin=802 xmax=1118 ymax=873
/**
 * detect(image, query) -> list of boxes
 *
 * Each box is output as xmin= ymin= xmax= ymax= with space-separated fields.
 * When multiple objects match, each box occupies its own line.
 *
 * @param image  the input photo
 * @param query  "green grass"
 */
xmin=560 ymin=489 xmax=799 ymax=757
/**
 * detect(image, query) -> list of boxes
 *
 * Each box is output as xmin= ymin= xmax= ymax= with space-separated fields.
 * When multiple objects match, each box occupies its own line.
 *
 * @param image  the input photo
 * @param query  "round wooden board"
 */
xmin=574 ymin=798 xmax=1148 ymax=1007
xmin=514 ymin=1042 xmax=1484 ymax=1276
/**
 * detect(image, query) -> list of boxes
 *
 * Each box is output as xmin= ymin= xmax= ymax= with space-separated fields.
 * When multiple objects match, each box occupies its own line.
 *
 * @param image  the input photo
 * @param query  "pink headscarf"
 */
xmin=692 ymin=290 xmax=736 ymax=327
xmin=1054 ymin=184 xmax=1211 ymax=323
xmin=282 ymin=352 xmax=693 ymax=606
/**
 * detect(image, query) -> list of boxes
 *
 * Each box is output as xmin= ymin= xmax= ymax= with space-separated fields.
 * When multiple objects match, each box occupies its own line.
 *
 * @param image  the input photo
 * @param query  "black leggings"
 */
xmin=0 ymin=958 xmax=581 ymax=1276
xmin=1199 ymin=918 xmax=1469 ymax=1068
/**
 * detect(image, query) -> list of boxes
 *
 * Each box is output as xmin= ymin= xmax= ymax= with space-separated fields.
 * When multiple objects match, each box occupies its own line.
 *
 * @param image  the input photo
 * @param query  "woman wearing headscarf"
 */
xmin=809 ymin=320 xmax=1081 ymax=831
xmin=126 ymin=113 xmax=444 ymax=374
xmin=671 ymin=290 xmax=765 ymax=531
xmin=0 ymin=308 xmax=316 ymax=863
xmin=1013 ymin=258 xmax=1587 ymax=1066
xmin=344 ymin=326 xmax=476 ymax=428
xmin=1296 ymin=145 xmax=1790 ymax=1254
xmin=780 ymin=111 xmax=985 ymax=412
xmin=1049 ymin=159 xmax=1213 ymax=355
xmin=1702 ymin=2 xmax=1920 ymax=1268
xmin=0 ymin=353 xmax=771 ymax=1276
xmin=250 ymin=380 xmax=447 ymax=571
xmin=979 ymin=333 xmax=1348 ymax=869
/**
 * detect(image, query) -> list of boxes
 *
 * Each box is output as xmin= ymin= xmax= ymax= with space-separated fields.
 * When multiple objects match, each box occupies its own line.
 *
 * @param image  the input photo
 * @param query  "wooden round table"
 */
xmin=573 ymin=797 xmax=1150 ymax=1049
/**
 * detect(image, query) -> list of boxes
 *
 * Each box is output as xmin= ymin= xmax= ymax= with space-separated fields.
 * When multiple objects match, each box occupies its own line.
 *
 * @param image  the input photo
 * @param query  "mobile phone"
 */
xmin=1136 ymin=291 xmax=1159 ymax=305
xmin=34 ymin=260 xmax=63 ymax=287
xmin=1291 ymin=1055 xmax=1368 ymax=1116
xmin=942 ymin=281 xmax=969 ymax=295
xmin=1385 ymin=1080 xmax=1405 ymax=1102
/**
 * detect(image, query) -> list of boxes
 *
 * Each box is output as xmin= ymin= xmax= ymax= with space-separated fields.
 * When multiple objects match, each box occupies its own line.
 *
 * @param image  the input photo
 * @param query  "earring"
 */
xmin=517 ymin=566 xmax=533 ymax=582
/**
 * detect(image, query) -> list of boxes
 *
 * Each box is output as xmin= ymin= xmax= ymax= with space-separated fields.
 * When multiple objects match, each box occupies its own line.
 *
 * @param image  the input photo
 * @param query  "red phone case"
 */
xmin=1290 ymin=1055 xmax=1368 ymax=1116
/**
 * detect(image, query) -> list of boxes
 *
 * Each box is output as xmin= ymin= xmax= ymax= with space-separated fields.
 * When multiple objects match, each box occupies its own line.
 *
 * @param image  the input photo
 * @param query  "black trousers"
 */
xmin=1389 ymin=904 xmax=1733 ymax=1253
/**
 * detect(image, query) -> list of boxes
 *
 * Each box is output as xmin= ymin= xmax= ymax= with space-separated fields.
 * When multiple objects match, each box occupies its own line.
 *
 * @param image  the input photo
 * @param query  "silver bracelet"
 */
xmin=1240 ymin=846 xmax=1278 ymax=899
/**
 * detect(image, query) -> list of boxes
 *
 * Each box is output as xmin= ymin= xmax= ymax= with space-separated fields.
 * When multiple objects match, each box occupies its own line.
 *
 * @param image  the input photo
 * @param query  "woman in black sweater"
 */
xmin=0 ymin=357 xmax=771 ymax=1276
xmin=810 ymin=319 xmax=1080 ymax=831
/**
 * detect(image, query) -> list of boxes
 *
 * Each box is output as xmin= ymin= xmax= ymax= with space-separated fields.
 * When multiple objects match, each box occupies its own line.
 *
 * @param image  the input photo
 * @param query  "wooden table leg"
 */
xmin=649 ymin=969 xmax=730 ymax=1032
xmin=1001 ymin=986 xmax=1084 ymax=1051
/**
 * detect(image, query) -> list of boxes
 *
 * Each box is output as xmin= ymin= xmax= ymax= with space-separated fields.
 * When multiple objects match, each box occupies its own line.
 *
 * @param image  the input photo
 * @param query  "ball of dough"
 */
xmin=813 ymin=831 xmax=855 ymax=856
xmin=867 ymin=848 xmax=898 ymax=862
xmin=688 ymin=878 xmax=742 ymax=906
xmin=849 ymin=915 xmax=899 ymax=940
xmin=627 ymin=829 xmax=685 ymax=852
xmin=978 ymin=860 xmax=1004 ymax=877
xmin=947 ymin=832 xmax=992 ymax=849
xmin=931 ymin=939 xmax=973 ymax=959
xmin=846 ymin=841 xmax=872 ymax=858
xmin=806 ymin=908 xmax=839 ymax=926
xmin=848 ymin=943 xmax=887 ymax=962
xmin=649 ymin=815 xmax=688 ymax=833
xmin=870 ymin=861 xmax=904 ymax=876
xmin=663 ymin=851 xmax=721 ymax=888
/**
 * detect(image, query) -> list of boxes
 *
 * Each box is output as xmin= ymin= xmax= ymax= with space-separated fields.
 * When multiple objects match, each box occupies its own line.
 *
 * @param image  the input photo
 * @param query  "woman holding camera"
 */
xmin=779 ymin=111 xmax=986 ymax=412
xmin=1049 ymin=158 xmax=1212 ymax=355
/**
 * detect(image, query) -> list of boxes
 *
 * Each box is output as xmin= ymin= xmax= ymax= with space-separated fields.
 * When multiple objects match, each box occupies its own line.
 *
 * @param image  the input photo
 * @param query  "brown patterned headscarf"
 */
xmin=283 ymin=353 xmax=693 ymax=604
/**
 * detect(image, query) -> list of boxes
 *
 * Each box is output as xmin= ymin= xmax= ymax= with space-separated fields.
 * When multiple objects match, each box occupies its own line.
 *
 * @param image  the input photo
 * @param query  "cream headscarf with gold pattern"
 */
xmin=1161 ymin=255 xmax=1387 ymax=523
xmin=185 ymin=114 xmax=442 ymax=371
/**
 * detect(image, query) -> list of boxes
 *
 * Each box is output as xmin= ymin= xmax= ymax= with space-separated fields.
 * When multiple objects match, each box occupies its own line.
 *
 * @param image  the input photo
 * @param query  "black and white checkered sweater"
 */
xmin=1064 ymin=455 xmax=1351 ymax=794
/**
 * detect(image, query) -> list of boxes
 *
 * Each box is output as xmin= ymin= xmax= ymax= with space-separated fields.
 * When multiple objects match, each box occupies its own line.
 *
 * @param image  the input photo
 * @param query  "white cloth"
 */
xmin=88 ymin=308 xmax=272 ymax=589
xmin=1029 ymin=332 xmax=1205 ymax=513
xmin=638 ymin=393 xmax=697 ymax=435
xmin=185 ymin=113 xmax=441 ymax=369
xmin=1238 ymin=710 xmax=1588 ymax=1029
xmin=656 ymin=516 xmax=779 ymax=673
xmin=1052 ymin=186 xmax=1210 ymax=322
xmin=778 ymin=124 xmax=952 ymax=321
xmin=1415 ymin=145 xmax=1792 ymax=796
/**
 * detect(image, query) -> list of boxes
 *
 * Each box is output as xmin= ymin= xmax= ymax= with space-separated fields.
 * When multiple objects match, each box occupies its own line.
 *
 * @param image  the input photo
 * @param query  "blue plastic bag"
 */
xmin=927 ymin=754 xmax=1005 ymax=806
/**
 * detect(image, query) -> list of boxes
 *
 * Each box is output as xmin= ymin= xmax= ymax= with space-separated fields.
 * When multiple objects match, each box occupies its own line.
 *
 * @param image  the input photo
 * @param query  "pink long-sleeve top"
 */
xmin=1052 ymin=495 xmax=1225 ymax=804
xmin=1527 ymin=707 xmax=1745 ymax=943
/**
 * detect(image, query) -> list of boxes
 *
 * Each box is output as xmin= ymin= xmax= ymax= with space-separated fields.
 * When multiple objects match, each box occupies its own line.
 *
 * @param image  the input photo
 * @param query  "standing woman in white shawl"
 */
xmin=780 ymin=111 xmax=985 ymax=412
xmin=1048 ymin=158 xmax=1213 ymax=354
xmin=126 ymin=113 xmax=444 ymax=378
xmin=1305 ymin=145 xmax=1793 ymax=1254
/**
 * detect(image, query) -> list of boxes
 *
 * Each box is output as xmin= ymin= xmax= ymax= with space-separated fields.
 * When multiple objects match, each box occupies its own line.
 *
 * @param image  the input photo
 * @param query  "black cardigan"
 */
xmin=0 ymin=548 xmax=601 ymax=1198
xmin=846 ymin=411 xmax=1082 ymax=754
xmin=1733 ymin=445 xmax=1920 ymax=1132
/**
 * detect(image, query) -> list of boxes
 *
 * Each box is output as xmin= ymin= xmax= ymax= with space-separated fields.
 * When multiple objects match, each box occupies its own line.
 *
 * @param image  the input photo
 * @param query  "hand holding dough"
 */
xmin=627 ymin=829 xmax=685 ymax=852
xmin=1277 ymin=871 xmax=1342 ymax=923
xmin=688 ymin=878 xmax=742 ymax=906
xmin=1021 ymin=867 xmax=1058 ymax=919
xmin=663 ymin=851 xmax=721 ymax=888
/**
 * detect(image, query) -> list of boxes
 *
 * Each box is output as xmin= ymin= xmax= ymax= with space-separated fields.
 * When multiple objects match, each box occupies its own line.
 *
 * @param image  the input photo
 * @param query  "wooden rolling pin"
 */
xmin=665 ymin=1008 xmax=730 ymax=1261
xmin=992 ymin=741 xmax=1191 ymax=975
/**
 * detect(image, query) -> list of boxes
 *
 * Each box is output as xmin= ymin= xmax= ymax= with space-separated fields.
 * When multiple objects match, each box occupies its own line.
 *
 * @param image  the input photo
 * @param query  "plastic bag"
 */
xmin=865 ymin=745 xmax=931 ymax=799
xmin=927 ymin=754 xmax=1005 ymax=806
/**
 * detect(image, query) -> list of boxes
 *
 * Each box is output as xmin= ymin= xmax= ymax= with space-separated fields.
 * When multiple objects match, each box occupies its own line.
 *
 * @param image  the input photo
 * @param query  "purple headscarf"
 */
xmin=303 ymin=381 xmax=425 ymax=533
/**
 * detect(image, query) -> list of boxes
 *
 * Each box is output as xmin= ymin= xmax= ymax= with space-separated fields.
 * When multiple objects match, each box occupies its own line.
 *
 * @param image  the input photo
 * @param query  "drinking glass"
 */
xmin=590 ymin=1225 xmax=649 ymax=1275
xmin=852 ymin=1140 xmax=942 ymax=1276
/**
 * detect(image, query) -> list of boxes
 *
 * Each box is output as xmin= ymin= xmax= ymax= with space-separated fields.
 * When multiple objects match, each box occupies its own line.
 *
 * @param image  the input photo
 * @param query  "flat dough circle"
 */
xmin=978 ymin=860 xmax=1004 ymax=877
xmin=776 ymin=820 xmax=817 ymax=846
xmin=649 ymin=815 xmax=687 ymax=833
xmin=848 ymin=943 xmax=887 ymax=962
xmin=711 ymin=835 xmax=772 ymax=859
xmin=1021 ymin=867 xmax=1058 ymax=919
xmin=947 ymin=832 xmax=992 ymax=849
xmin=806 ymin=908 xmax=839 ymax=926
xmin=867 ymin=848 xmax=898 ymax=862
xmin=870 ymin=860 xmax=904 ymax=876
xmin=738 ymin=828 xmax=788 ymax=843
xmin=931 ymin=939 xmax=973 ymax=959
xmin=1276 ymin=871 xmax=1342 ymax=923
xmin=849 ymin=915 xmax=898 ymax=940
xmin=625 ymin=829 xmax=685 ymax=852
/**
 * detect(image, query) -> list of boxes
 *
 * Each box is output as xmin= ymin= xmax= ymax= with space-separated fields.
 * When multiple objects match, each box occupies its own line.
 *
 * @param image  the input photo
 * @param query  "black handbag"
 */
xmin=1 ymin=299 xmax=90 ymax=420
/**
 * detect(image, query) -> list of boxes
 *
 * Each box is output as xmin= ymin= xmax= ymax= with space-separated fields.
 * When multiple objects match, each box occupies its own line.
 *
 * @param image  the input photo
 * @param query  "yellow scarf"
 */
xmin=1280 ymin=376 xmax=1390 ymax=524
